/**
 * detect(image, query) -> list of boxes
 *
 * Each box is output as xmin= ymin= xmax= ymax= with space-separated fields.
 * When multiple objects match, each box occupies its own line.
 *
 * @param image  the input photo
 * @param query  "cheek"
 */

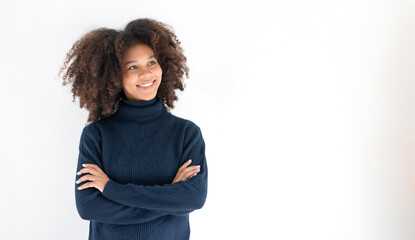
xmin=156 ymin=66 xmax=163 ymax=78
xmin=122 ymin=71 xmax=135 ymax=83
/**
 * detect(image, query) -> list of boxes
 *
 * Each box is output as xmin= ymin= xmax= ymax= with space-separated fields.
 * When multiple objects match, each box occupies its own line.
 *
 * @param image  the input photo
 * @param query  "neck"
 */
xmin=114 ymin=92 xmax=167 ymax=124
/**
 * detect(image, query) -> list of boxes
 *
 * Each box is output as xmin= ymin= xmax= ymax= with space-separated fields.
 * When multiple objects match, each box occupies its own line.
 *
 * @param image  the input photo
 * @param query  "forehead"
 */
xmin=123 ymin=43 xmax=154 ymax=60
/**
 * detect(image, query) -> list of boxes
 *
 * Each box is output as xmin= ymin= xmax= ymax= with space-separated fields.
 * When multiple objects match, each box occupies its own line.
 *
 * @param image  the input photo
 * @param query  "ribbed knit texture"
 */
xmin=74 ymin=93 xmax=208 ymax=240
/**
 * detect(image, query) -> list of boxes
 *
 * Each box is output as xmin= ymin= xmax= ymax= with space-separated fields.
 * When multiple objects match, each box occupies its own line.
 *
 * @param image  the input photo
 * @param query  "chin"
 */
xmin=136 ymin=91 xmax=158 ymax=101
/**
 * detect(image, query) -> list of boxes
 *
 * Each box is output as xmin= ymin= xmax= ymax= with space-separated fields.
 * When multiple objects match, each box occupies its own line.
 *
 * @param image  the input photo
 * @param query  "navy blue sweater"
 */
xmin=74 ymin=94 xmax=208 ymax=240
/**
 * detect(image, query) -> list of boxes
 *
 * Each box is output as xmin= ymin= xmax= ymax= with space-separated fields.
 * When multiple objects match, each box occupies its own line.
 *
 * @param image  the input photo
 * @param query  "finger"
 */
xmin=186 ymin=172 xmax=198 ymax=180
xmin=77 ymin=167 xmax=99 ymax=176
xmin=92 ymin=165 xmax=105 ymax=174
xmin=77 ymin=167 xmax=94 ymax=176
xmin=178 ymin=159 xmax=192 ymax=171
xmin=76 ymin=174 xmax=96 ymax=184
xmin=77 ymin=182 xmax=93 ymax=190
xmin=179 ymin=166 xmax=200 ymax=179
xmin=179 ymin=165 xmax=200 ymax=174
xmin=177 ymin=165 xmax=200 ymax=179
xmin=181 ymin=165 xmax=200 ymax=174
xmin=82 ymin=163 xmax=104 ymax=174
xmin=183 ymin=169 xmax=199 ymax=180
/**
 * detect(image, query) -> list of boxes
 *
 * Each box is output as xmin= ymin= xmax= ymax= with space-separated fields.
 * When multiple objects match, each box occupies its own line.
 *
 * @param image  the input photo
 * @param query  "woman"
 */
xmin=58 ymin=18 xmax=208 ymax=240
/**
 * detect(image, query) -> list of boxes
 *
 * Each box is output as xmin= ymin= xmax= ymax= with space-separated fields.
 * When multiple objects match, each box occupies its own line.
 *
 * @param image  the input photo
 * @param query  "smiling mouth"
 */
xmin=137 ymin=79 xmax=156 ymax=88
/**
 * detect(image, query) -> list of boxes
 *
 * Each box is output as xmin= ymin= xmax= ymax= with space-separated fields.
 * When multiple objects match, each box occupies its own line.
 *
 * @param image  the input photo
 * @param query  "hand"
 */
xmin=76 ymin=163 xmax=110 ymax=193
xmin=171 ymin=159 xmax=200 ymax=184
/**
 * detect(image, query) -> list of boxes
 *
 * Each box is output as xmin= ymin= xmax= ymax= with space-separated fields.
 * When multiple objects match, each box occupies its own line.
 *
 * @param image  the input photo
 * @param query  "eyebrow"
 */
xmin=124 ymin=55 xmax=155 ymax=66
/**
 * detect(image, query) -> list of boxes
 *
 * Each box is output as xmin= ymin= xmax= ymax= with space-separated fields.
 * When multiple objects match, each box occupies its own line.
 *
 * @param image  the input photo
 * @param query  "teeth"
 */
xmin=138 ymin=80 xmax=154 ymax=87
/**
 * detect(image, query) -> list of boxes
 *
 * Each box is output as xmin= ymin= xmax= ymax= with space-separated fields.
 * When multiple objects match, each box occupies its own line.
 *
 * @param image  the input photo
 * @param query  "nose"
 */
xmin=138 ymin=67 xmax=152 ymax=80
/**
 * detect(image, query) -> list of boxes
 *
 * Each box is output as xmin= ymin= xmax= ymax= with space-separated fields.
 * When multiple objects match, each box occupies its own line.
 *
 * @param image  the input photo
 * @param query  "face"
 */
xmin=121 ymin=43 xmax=162 ymax=102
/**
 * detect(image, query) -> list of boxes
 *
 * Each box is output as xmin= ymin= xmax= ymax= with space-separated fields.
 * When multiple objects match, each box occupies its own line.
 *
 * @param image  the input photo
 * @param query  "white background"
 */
xmin=1 ymin=0 xmax=415 ymax=239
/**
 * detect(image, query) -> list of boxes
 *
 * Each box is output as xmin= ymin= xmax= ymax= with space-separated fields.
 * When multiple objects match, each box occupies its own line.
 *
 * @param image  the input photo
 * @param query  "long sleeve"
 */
xmin=75 ymin=123 xmax=169 ymax=225
xmin=102 ymin=123 xmax=208 ymax=214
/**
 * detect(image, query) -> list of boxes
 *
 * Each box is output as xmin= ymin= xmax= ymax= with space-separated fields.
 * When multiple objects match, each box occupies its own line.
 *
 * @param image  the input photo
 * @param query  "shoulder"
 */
xmin=169 ymin=115 xmax=206 ymax=149
xmin=80 ymin=120 xmax=104 ymax=140
xmin=168 ymin=113 xmax=202 ymax=134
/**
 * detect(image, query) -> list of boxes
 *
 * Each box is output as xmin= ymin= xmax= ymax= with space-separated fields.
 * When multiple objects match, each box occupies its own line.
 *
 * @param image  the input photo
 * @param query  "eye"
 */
xmin=148 ymin=60 xmax=156 ymax=66
xmin=128 ymin=65 xmax=137 ymax=70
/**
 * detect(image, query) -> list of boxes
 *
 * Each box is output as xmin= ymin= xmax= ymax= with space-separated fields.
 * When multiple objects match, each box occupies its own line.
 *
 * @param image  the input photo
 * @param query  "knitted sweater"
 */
xmin=74 ymin=93 xmax=208 ymax=240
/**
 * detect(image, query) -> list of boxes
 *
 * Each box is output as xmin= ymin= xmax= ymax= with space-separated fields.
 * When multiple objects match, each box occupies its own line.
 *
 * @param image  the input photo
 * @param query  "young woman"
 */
xmin=58 ymin=18 xmax=208 ymax=240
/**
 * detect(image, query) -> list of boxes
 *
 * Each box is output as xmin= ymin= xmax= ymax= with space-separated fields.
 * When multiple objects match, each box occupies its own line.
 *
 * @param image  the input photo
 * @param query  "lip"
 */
xmin=136 ymin=79 xmax=156 ymax=89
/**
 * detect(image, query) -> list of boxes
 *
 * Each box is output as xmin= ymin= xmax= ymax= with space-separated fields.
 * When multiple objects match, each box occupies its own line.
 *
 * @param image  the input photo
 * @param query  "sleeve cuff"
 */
xmin=102 ymin=179 xmax=119 ymax=200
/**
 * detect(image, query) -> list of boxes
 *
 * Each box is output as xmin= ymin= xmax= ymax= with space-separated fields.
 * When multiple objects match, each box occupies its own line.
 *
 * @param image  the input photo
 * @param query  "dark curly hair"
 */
xmin=58 ymin=18 xmax=189 ymax=124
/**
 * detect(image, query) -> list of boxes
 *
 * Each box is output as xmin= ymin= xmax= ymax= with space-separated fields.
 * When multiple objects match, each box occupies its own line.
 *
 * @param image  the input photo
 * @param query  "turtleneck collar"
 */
xmin=114 ymin=92 xmax=167 ymax=124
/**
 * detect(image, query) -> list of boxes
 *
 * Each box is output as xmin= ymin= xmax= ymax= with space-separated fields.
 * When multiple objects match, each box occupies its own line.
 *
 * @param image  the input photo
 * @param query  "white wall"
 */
xmin=1 ymin=0 xmax=415 ymax=239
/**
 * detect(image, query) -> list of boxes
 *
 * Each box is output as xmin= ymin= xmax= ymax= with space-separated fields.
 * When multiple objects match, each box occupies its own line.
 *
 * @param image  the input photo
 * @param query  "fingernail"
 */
xmin=197 ymin=165 xmax=200 ymax=168
xmin=82 ymin=164 xmax=86 ymax=167
xmin=77 ymin=187 xmax=81 ymax=190
xmin=188 ymin=160 xmax=192 ymax=162
xmin=77 ymin=172 xmax=80 ymax=175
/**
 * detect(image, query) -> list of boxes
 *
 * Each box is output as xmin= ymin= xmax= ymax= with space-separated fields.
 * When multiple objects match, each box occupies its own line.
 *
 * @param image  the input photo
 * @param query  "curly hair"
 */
xmin=58 ymin=18 xmax=189 ymax=124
